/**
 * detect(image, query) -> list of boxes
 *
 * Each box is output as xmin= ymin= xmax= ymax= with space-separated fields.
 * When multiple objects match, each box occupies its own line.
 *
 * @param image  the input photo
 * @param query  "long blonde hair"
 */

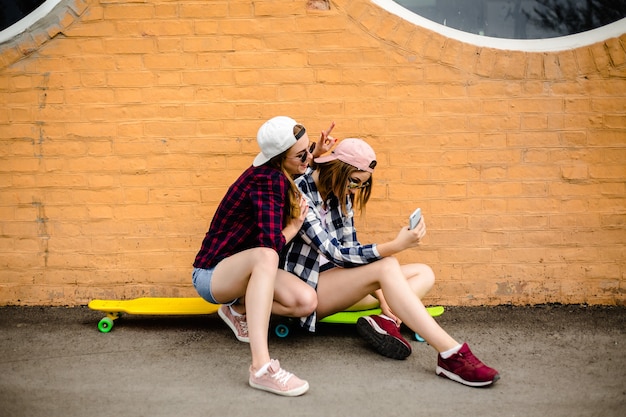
xmin=267 ymin=124 xmax=305 ymax=221
xmin=315 ymin=159 xmax=372 ymax=216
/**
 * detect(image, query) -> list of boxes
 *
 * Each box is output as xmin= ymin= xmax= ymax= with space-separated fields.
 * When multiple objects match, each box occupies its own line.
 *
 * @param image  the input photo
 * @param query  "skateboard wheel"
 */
xmin=98 ymin=317 xmax=114 ymax=333
xmin=414 ymin=332 xmax=425 ymax=342
xmin=274 ymin=323 xmax=290 ymax=338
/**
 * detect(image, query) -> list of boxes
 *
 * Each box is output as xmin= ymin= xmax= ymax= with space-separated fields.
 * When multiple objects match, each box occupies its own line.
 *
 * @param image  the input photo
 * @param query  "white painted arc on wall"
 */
xmin=0 ymin=0 xmax=63 ymax=44
xmin=372 ymin=0 xmax=626 ymax=52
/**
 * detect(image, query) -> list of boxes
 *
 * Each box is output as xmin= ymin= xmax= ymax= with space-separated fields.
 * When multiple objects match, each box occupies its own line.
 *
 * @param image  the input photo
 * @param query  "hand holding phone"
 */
xmin=409 ymin=208 xmax=422 ymax=230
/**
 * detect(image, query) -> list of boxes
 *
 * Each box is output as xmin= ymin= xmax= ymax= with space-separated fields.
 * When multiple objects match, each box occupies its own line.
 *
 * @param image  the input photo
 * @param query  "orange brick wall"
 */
xmin=0 ymin=0 xmax=624 ymax=306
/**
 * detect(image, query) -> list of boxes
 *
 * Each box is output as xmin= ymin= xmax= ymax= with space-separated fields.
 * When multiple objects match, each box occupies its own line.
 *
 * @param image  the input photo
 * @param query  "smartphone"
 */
xmin=409 ymin=208 xmax=422 ymax=230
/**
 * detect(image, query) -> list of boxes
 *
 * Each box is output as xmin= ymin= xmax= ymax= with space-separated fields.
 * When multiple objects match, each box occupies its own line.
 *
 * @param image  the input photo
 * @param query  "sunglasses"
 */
xmin=297 ymin=142 xmax=317 ymax=163
xmin=347 ymin=178 xmax=370 ymax=190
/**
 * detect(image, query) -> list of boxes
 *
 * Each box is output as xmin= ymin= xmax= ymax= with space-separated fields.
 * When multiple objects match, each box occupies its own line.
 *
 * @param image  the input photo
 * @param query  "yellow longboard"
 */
xmin=89 ymin=296 xmax=444 ymax=342
xmin=88 ymin=297 xmax=220 ymax=333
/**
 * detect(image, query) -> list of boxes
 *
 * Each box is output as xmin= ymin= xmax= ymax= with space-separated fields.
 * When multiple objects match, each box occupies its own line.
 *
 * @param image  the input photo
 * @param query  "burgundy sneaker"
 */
xmin=356 ymin=315 xmax=412 ymax=360
xmin=436 ymin=343 xmax=500 ymax=387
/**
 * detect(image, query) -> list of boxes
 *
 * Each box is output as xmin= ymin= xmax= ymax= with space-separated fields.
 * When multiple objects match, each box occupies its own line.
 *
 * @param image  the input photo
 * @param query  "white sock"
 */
xmin=440 ymin=344 xmax=463 ymax=359
xmin=254 ymin=361 xmax=272 ymax=377
xmin=229 ymin=305 xmax=243 ymax=317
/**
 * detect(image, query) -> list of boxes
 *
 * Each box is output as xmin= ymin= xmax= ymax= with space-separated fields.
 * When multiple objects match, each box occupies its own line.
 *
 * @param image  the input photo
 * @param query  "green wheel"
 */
xmin=98 ymin=317 xmax=114 ymax=333
xmin=274 ymin=323 xmax=290 ymax=338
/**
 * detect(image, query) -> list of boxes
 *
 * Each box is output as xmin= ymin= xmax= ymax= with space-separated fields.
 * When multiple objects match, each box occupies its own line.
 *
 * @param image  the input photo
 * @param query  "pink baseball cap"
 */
xmin=314 ymin=138 xmax=377 ymax=173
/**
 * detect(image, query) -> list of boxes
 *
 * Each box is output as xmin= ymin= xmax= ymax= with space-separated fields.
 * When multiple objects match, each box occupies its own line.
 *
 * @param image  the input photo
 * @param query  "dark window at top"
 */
xmin=394 ymin=0 xmax=626 ymax=39
xmin=1 ymin=0 xmax=47 ymax=31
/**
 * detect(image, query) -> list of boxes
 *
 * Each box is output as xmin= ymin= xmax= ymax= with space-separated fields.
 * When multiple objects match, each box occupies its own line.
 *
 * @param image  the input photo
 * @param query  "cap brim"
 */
xmin=313 ymin=154 xmax=337 ymax=164
xmin=253 ymin=152 xmax=270 ymax=167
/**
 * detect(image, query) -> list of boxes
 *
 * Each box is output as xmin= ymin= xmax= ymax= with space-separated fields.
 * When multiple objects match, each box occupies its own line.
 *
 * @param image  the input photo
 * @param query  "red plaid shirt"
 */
xmin=193 ymin=165 xmax=289 ymax=269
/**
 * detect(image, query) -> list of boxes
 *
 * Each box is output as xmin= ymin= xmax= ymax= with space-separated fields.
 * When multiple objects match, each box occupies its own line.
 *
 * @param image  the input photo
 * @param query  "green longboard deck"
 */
xmin=320 ymin=305 xmax=444 ymax=324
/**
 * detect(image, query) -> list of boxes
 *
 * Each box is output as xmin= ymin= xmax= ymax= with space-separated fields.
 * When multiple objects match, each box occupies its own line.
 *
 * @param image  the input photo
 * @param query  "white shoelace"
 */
xmin=271 ymin=368 xmax=294 ymax=386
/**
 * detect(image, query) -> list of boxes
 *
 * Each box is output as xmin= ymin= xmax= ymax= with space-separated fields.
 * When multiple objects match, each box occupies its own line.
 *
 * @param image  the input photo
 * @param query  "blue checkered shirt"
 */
xmin=280 ymin=169 xmax=382 ymax=331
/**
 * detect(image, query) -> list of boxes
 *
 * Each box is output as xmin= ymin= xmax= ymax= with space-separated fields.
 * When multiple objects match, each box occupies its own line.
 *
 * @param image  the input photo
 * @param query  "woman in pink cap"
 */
xmin=192 ymin=116 xmax=334 ymax=396
xmin=280 ymin=138 xmax=500 ymax=388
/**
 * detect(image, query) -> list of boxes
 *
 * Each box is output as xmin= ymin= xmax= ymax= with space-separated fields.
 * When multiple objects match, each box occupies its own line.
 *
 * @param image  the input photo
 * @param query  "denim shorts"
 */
xmin=192 ymin=267 xmax=237 ymax=306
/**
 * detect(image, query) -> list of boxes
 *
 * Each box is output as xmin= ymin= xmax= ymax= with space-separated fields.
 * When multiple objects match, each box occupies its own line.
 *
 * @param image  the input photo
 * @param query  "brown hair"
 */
xmin=267 ymin=124 xmax=306 ymax=221
xmin=315 ymin=159 xmax=372 ymax=216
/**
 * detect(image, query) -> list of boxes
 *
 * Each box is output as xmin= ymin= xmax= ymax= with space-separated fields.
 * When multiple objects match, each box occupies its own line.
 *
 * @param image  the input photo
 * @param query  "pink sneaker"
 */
xmin=218 ymin=305 xmax=249 ymax=343
xmin=356 ymin=315 xmax=412 ymax=360
xmin=249 ymin=360 xmax=309 ymax=397
xmin=436 ymin=343 xmax=500 ymax=387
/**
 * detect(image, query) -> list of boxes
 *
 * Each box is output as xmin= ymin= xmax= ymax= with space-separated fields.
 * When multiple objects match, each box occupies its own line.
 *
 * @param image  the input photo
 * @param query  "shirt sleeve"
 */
xmin=250 ymin=171 xmax=288 ymax=252
xmin=298 ymin=201 xmax=381 ymax=268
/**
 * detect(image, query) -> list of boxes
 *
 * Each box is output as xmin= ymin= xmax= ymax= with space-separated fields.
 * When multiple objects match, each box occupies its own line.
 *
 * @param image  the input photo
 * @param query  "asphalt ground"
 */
xmin=1 ymin=304 xmax=624 ymax=417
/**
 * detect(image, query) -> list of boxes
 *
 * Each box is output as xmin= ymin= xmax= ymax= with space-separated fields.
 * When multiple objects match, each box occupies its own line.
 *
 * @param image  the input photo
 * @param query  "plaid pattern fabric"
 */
xmin=194 ymin=165 xmax=289 ymax=269
xmin=281 ymin=169 xmax=381 ymax=331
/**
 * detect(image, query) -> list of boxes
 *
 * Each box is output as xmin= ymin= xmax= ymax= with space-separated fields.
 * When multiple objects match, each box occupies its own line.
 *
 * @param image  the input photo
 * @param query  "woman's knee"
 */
xmin=249 ymin=247 xmax=279 ymax=268
xmin=293 ymin=287 xmax=317 ymax=316
xmin=278 ymin=286 xmax=317 ymax=317
xmin=290 ymin=281 xmax=317 ymax=316
xmin=378 ymin=256 xmax=402 ymax=274
xmin=418 ymin=264 xmax=436 ymax=293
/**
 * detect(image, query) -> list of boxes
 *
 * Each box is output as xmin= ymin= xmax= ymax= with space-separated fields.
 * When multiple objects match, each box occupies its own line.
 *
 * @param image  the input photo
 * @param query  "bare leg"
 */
xmin=402 ymin=263 xmax=435 ymax=299
xmin=210 ymin=247 xmax=277 ymax=370
xmin=315 ymin=257 xmax=458 ymax=353
xmin=272 ymin=269 xmax=317 ymax=317
xmin=223 ymin=269 xmax=317 ymax=318
xmin=346 ymin=262 xmax=435 ymax=310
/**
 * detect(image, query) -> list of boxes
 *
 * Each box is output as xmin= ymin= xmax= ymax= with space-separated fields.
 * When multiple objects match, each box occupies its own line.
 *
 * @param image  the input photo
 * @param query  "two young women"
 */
xmin=193 ymin=119 xmax=499 ymax=397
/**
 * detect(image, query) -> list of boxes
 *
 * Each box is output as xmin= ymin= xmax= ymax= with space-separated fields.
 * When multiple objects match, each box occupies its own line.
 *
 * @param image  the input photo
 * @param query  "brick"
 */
xmin=543 ymin=53 xmax=562 ymax=80
xmin=521 ymin=114 xmax=548 ymax=130
xmin=468 ymin=81 xmax=523 ymax=97
xmin=468 ymin=115 xmax=520 ymax=131
xmin=508 ymin=131 xmax=560 ymax=147
xmin=557 ymin=50 xmax=579 ymax=78
xmin=156 ymin=38 xmax=182 ymax=53
xmin=512 ymin=98 xmax=563 ymax=113
xmin=228 ymin=1 xmax=254 ymax=17
xmin=591 ymin=97 xmax=626 ymax=113
xmin=605 ymin=37 xmax=626 ymax=67
xmin=193 ymin=20 xmax=219 ymax=35
xmin=475 ymin=48 xmax=497 ymax=77
xmin=561 ymin=165 xmax=588 ymax=181
xmin=104 ymin=38 xmax=156 ymax=54
xmin=493 ymin=51 xmax=527 ymax=79
xmin=575 ymin=47 xmax=598 ymax=74
xmin=425 ymin=99 xmax=483 ymax=115
xmin=525 ymin=52 xmax=544 ymax=79
xmin=421 ymin=35 xmax=444 ymax=62
xmin=589 ymin=165 xmax=626 ymax=180
xmin=180 ymin=3 xmax=228 ymax=18
xmin=589 ymin=43 xmax=612 ymax=74
xmin=254 ymin=1 xmax=302 ymax=17
xmin=183 ymin=36 xmax=234 ymax=52
xmin=103 ymin=4 xmax=154 ymax=20
xmin=107 ymin=71 xmax=156 ymax=87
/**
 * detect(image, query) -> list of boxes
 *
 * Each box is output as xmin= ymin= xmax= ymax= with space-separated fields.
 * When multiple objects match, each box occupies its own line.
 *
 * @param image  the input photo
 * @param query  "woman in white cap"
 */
xmin=192 ymin=116 xmax=334 ymax=396
xmin=281 ymin=138 xmax=500 ymax=388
